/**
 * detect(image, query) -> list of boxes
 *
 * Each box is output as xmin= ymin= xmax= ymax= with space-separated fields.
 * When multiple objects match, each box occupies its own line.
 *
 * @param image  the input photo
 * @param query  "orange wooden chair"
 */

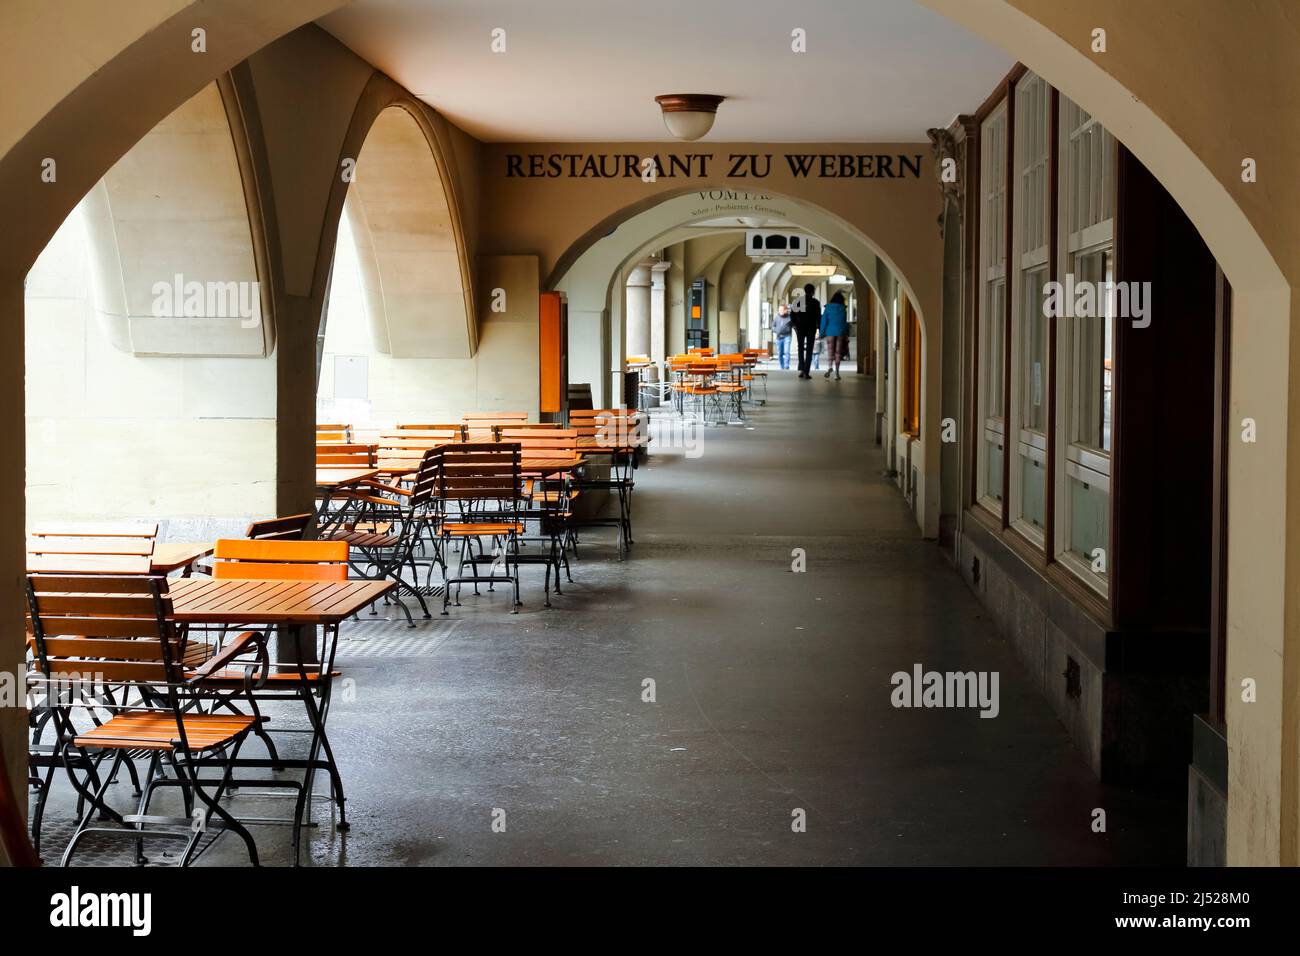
xmin=26 ymin=574 xmax=267 ymax=866
xmin=27 ymin=522 xmax=158 ymax=575
xmin=437 ymin=443 xmax=525 ymax=613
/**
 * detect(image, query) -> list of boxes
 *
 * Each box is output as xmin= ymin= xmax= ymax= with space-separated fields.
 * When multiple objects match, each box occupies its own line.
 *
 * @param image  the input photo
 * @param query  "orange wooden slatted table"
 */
xmin=171 ymin=576 xmax=395 ymax=665
xmin=519 ymin=455 xmax=586 ymax=476
xmin=169 ymin=577 xmax=392 ymax=625
xmin=150 ymin=542 xmax=214 ymax=574
xmin=315 ymin=467 xmax=379 ymax=488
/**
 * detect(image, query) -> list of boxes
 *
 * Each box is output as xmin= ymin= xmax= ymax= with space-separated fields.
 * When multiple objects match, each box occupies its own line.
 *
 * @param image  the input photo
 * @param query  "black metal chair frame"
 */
xmin=438 ymin=443 xmax=524 ymax=614
xmin=26 ymin=574 xmax=268 ymax=868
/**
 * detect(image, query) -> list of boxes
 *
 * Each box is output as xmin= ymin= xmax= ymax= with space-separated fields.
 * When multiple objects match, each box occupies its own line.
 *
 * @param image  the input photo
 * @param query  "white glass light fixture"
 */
xmin=654 ymin=94 xmax=725 ymax=141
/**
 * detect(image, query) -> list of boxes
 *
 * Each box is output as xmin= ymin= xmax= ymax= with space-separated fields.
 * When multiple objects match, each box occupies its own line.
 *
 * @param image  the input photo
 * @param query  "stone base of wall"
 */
xmin=954 ymin=516 xmax=1208 ymax=787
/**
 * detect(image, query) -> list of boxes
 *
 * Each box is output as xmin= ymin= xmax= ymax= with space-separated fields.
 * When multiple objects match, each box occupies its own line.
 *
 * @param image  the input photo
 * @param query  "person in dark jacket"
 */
xmin=772 ymin=303 xmax=793 ymax=369
xmin=819 ymin=291 xmax=850 ymax=380
xmin=791 ymin=283 xmax=821 ymax=378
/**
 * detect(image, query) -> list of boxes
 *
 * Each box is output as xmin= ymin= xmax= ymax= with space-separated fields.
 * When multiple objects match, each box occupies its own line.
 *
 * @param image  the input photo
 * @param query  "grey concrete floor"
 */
xmin=34 ymin=368 xmax=1183 ymax=866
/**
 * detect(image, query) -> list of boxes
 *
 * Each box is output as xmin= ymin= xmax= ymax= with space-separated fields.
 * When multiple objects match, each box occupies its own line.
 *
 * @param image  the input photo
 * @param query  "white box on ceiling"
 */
xmin=745 ymin=231 xmax=820 ymax=259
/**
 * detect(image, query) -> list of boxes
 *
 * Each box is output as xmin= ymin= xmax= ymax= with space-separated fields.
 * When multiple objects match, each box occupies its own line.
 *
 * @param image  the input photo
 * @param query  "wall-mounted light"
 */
xmin=654 ymin=94 xmax=725 ymax=141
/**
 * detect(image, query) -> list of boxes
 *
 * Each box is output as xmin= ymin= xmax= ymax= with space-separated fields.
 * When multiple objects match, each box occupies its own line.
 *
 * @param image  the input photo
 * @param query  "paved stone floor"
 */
xmin=33 ymin=368 xmax=1184 ymax=866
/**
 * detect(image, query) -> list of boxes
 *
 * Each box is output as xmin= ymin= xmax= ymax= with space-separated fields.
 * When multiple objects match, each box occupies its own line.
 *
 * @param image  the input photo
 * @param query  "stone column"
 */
xmin=649 ymin=259 xmax=671 ymax=363
xmin=624 ymin=258 xmax=656 ymax=358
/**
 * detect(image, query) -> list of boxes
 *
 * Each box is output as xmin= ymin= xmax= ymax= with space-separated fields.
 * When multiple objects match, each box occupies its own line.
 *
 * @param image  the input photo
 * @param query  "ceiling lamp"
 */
xmin=654 ymin=94 xmax=725 ymax=141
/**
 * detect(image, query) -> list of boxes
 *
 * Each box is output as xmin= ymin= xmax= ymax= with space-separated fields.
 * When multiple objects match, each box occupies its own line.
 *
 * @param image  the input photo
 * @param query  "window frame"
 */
xmin=1053 ymin=96 xmax=1117 ymax=596
xmin=975 ymin=102 xmax=1009 ymax=515
xmin=1008 ymin=73 xmax=1052 ymax=546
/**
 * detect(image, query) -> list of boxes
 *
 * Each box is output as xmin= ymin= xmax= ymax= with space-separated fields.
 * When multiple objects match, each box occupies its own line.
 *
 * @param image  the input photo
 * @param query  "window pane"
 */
xmin=1068 ymin=472 xmax=1108 ymax=569
xmin=1021 ymin=268 xmax=1048 ymax=431
xmin=1071 ymin=249 xmax=1112 ymax=451
xmin=986 ymin=432 xmax=1004 ymax=502
xmin=986 ymin=280 xmax=1005 ymax=418
xmin=1021 ymin=453 xmax=1045 ymax=529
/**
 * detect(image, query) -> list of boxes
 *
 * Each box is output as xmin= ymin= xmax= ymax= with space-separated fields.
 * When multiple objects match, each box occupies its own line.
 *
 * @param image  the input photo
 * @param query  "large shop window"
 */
xmin=1009 ymin=73 xmax=1051 ymax=543
xmin=1055 ymin=96 xmax=1116 ymax=594
xmin=976 ymin=103 xmax=1008 ymax=511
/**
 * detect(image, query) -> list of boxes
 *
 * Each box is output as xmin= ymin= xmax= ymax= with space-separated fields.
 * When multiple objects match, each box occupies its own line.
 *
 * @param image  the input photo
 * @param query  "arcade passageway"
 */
xmin=37 ymin=371 xmax=1181 ymax=865
xmin=4 ymin=0 xmax=1299 ymax=876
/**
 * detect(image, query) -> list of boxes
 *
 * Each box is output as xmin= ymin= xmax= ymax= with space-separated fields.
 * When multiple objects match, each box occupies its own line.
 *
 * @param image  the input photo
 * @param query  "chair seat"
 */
xmin=198 ymin=668 xmax=341 ymax=685
xmin=323 ymin=530 xmax=401 ymax=548
xmin=529 ymin=491 xmax=573 ymax=503
xmin=73 ymin=712 xmax=257 ymax=752
xmin=443 ymin=522 xmax=525 ymax=536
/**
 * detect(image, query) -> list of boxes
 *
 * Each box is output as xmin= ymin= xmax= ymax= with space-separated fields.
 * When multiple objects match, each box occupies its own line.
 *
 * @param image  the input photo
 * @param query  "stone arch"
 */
xmin=311 ymin=77 xmax=478 ymax=368
xmin=553 ymin=187 xmax=940 ymax=534
xmin=79 ymin=79 xmax=272 ymax=357
xmin=329 ymin=103 xmax=476 ymax=361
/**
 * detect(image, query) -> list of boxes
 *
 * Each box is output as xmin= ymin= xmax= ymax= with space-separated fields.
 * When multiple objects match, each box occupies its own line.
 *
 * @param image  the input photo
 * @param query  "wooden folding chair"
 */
xmin=319 ymin=449 xmax=443 ymax=624
xmin=500 ymin=428 xmax=579 ymax=605
xmin=26 ymin=574 xmax=267 ymax=867
xmin=24 ymin=525 xmax=160 ymax=859
xmin=437 ymin=443 xmax=524 ymax=613
xmin=568 ymin=410 xmax=643 ymax=555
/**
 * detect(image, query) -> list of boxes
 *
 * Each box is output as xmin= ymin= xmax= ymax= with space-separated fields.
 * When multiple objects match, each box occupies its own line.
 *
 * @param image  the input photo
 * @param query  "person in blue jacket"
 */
xmin=819 ymin=290 xmax=850 ymax=380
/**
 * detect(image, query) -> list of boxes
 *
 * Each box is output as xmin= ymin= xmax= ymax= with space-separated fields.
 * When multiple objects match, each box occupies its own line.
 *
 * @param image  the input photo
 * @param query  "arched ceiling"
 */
xmin=80 ymin=82 xmax=268 ymax=357
xmin=343 ymin=105 xmax=475 ymax=358
xmin=320 ymin=0 xmax=1012 ymax=141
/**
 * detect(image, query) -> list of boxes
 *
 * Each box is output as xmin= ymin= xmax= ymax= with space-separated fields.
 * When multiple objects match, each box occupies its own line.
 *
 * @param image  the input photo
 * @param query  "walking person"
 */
xmin=772 ymin=303 xmax=793 ymax=370
xmin=820 ymin=291 xmax=850 ymax=380
xmin=791 ymin=283 xmax=821 ymax=379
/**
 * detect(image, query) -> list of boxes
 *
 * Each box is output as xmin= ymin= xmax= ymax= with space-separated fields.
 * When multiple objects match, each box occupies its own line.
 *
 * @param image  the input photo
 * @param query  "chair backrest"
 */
xmin=436 ymin=443 xmax=522 ymax=503
xmin=497 ymin=427 xmax=579 ymax=455
xmin=409 ymin=447 xmax=442 ymax=509
xmin=317 ymin=423 xmax=352 ymax=442
xmin=316 ymin=443 xmax=375 ymax=467
xmin=490 ymin=422 xmax=560 ymax=440
xmin=27 ymin=574 xmax=181 ymax=688
xmin=590 ymin=410 xmax=645 ymax=446
xmin=245 ymin=513 xmax=313 ymax=541
xmin=626 ymin=354 xmax=651 ymax=366
xmin=212 ymin=539 xmax=349 ymax=581
xmin=462 ymin=412 xmax=528 ymax=440
xmin=28 ymin=525 xmax=157 ymax=575
xmin=395 ymin=423 xmax=466 ymax=440
xmin=30 ymin=522 xmax=158 ymax=539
